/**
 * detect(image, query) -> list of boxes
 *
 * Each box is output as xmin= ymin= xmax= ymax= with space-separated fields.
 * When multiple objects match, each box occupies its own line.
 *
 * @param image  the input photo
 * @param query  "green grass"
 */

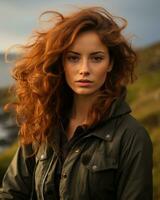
xmin=149 ymin=128 xmax=160 ymax=199
xmin=0 ymin=142 xmax=18 ymax=183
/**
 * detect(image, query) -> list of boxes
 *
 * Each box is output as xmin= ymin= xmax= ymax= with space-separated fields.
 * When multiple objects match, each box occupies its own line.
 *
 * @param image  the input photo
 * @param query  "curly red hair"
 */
xmin=6 ymin=7 xmax=137 ymax=145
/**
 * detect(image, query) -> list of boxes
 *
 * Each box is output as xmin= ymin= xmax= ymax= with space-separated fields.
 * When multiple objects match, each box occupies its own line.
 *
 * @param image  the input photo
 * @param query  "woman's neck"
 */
xmin=71 ymin=94 xmax=97 ymax=124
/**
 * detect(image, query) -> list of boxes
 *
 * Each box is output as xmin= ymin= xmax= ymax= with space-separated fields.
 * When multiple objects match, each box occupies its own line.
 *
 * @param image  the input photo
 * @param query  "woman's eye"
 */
xmin=67 ymin=56 xmax=79 ymax=62
xmin=92 ymin=56 xmax=104 ymax=62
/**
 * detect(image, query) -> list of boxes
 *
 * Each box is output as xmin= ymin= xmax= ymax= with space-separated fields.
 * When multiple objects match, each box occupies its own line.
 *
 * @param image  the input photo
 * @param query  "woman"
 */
xmin=0 ymin=7 xmax=153 ymax=200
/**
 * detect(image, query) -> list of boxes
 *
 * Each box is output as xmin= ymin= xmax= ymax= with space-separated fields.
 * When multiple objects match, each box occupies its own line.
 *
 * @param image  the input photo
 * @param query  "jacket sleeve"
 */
xmin=116 ymin=126 xmax=153 ymax=200
xmin=0 ymin=145 xmax=35 ymax=200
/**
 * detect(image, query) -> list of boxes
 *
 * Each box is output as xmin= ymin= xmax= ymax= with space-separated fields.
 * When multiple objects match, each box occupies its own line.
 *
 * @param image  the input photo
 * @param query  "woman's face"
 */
xmin=63 ymin=31 xmax=112 ymax=97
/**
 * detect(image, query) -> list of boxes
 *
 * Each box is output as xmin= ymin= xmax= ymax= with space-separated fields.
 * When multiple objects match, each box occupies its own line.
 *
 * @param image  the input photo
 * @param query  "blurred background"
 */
xmin=0 ymin=0 xmax=160 ymax=198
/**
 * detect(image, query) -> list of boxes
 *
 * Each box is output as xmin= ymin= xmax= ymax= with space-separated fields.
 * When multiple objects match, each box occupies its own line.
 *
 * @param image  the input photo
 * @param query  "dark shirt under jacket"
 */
xmin=54 ymin=120 xmax=87 ymax=199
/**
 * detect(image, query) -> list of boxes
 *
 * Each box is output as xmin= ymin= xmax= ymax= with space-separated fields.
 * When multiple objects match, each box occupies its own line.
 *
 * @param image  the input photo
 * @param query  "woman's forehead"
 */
xmin=67 ymin=31 xmax=108 ymax=53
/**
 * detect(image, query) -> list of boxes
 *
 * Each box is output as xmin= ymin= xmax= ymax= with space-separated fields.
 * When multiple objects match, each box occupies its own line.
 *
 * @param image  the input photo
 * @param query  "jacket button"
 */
xmin=92 ymin=165 xmax=98 ymax=171
xmin=40 ymin=154 xmax=45 ymax=159
xmin=105 ymin=134 xmax=111 ymax=140
xmin=62 ymin=173 xmax=67 ymax=178
xmin=75 ymin=149 xmax=80 ymax=153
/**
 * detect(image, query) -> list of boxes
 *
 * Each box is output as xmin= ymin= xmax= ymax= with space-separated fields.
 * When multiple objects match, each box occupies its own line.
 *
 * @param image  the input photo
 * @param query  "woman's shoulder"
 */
xmin=120 ymin=113 xmax=149 ymax=135
xmin=117 ymin=113 xmax=152 ymax=151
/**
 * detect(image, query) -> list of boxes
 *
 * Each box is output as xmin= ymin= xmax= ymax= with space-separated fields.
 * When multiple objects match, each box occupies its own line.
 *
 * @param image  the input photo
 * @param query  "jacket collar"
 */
xmin=36 ymin=101 xmax=131 ymax=160
xmin=37 ymin=88 xmax=132 ymax=158
xmin=87 ymin=97 xmax=131 ymax=142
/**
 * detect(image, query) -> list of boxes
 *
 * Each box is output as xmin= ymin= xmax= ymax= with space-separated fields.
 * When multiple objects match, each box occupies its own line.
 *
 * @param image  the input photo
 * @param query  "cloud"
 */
xmin=0 ymin=0 xmax=160 ymax=51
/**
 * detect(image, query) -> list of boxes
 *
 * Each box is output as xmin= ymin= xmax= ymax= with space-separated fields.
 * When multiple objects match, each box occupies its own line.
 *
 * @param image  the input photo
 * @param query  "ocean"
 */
xmin=0 ymin=54 xmax=15 ymax=153
xmin=0 ymin=54 xmax=14 ymax=88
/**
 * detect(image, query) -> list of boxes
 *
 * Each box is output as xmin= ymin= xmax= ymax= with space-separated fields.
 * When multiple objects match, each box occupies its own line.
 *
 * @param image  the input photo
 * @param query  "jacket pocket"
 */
xmin=81 ymin=149 xmax=118 ymax=172
xmin=85 ymin=157 xmax=118 ymax=172
xmin=81 ymin=152 xmax=118 ymax=198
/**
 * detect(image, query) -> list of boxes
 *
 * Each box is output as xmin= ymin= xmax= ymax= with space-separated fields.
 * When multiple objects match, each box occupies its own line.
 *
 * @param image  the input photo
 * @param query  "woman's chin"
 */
xmin=73 ymin=89 xmax=98 ymax=97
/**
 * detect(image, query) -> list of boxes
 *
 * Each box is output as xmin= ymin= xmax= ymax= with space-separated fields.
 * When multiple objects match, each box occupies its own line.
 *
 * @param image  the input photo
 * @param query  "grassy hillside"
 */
xmin=0 ymin=42 xmax=160 ymax=198
xmin=127 ymin=42 xmax=160 ymax=199
xmin=128 ymin=42 xmax=160 ymax=127
xmin=0 ymin=142 xmax=18 ymax=182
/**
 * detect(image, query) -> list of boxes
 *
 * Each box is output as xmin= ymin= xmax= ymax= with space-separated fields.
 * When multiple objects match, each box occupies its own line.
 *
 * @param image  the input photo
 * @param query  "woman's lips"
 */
xmin=75 ymin=80 xmax=93 ymax=87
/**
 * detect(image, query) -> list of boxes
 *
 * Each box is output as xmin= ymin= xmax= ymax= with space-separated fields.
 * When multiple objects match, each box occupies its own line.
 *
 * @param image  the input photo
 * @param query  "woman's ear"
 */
xmin=107 ymin=60 xmax=113 ymax=72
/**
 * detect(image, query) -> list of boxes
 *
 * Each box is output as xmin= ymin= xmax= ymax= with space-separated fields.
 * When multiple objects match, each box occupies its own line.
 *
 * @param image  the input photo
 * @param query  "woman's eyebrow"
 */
xmin=66 ymin=51 xmax=80 ymax=55
xmin=90 ymin=51 xmax=105 ymax=55
xmin=66 ymin=50 xmax=105 ymax=55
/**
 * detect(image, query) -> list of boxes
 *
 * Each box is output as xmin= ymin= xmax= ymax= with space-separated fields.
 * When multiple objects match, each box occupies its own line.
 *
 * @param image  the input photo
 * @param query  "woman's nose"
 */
xmin=79 ymin=59 xmax=90 ymax=75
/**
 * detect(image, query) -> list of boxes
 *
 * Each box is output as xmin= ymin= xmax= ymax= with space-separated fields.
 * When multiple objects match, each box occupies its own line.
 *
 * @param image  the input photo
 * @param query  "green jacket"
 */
xmin=0 ymin=99 xmax=153 ymax=200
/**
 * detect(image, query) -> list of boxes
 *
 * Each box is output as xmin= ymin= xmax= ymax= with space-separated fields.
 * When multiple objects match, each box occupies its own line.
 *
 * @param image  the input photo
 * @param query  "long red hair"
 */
xmin=6 ymin=7 xmax=136 ymax=145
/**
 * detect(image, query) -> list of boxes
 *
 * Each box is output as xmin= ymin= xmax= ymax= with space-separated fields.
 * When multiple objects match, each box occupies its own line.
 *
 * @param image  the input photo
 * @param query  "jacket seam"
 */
xmin=41 ymin=155 xmax=54 ymax=200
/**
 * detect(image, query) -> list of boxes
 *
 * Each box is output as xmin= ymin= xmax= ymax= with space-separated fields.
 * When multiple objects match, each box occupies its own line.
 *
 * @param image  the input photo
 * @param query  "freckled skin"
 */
xmin=63 ymin=31 xmax=112 ymax=97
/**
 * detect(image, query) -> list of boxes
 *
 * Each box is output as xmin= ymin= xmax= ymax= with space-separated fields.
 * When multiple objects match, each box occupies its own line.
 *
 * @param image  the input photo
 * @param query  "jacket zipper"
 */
xmin=41 ymin=155 xmax=54 ymax=200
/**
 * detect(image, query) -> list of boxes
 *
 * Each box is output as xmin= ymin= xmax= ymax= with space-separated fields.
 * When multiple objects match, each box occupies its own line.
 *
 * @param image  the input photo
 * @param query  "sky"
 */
xmin=0 ymin=0 xmax=160 ymax=52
